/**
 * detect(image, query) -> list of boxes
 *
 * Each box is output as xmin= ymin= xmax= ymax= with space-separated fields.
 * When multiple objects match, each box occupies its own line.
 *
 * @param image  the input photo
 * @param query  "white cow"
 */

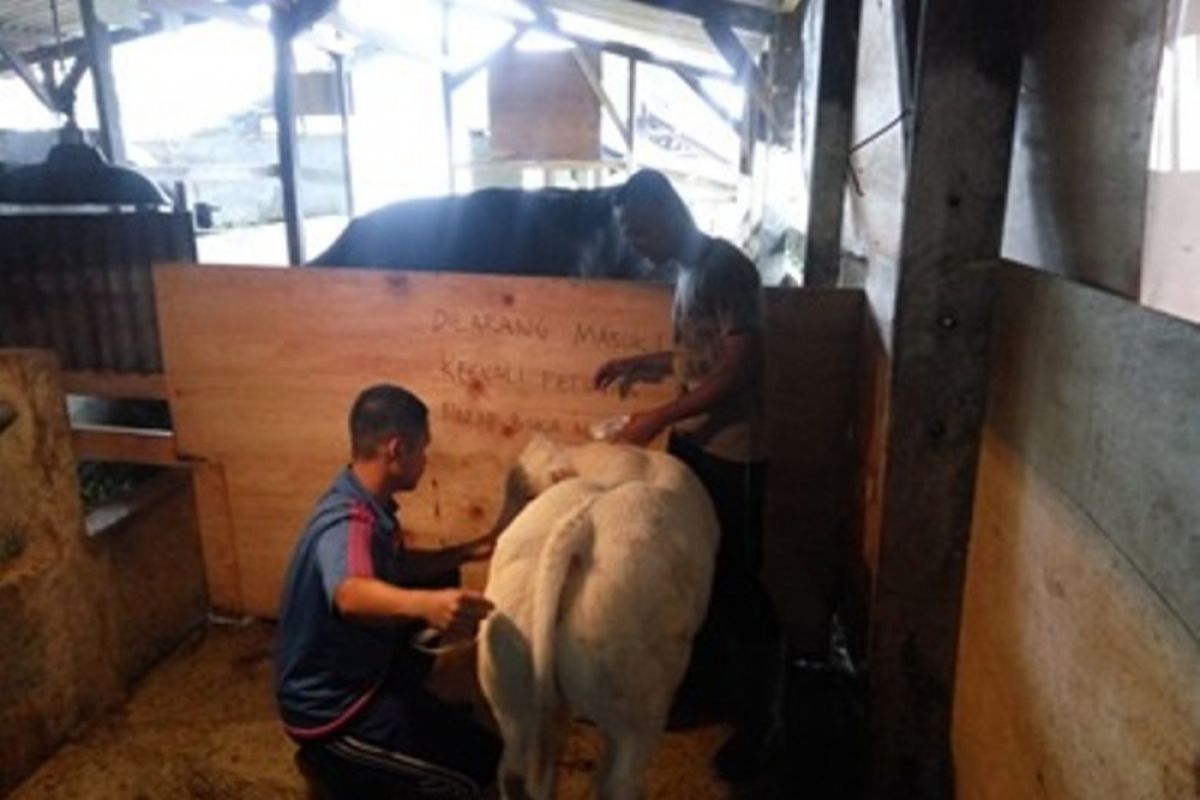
xmin=478 ymin=437 xmax=720 ymax=800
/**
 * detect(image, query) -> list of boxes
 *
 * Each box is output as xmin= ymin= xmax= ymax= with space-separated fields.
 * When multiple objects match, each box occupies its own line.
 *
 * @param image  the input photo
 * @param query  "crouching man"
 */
xmin=275 ymin=384 xmax=501 ymax=798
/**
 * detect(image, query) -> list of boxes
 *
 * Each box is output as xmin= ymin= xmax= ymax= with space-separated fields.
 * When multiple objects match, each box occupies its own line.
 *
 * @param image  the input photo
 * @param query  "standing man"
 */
xmin=275 ymin=384 xmax=501 ymax=798
xmin=594 ymin=169 xmax=786 ymax=781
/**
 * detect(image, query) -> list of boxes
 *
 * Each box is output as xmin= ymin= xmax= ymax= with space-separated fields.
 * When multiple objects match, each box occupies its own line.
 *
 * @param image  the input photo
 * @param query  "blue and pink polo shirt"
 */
xmin=274 ymin=468 xmax=423 ymax=739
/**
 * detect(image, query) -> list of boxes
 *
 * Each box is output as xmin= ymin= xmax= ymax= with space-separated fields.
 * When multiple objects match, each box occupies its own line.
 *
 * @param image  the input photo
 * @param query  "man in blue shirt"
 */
xmin=275 ymin=384 xmax=500 ymax=798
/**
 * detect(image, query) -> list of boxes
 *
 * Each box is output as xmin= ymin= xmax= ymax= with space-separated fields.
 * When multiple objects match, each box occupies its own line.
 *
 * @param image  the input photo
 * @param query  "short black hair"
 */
xmin=615 ymin=168 xmax=694 ymax=228
xmin=349 ymin=384 xmax=429 ymax=459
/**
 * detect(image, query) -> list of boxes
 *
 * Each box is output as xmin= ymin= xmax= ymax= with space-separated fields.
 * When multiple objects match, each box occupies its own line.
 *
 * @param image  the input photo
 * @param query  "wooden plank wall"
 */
xmin=155 ymin=265 xmax=863 ymax=621
xmin=953 ymin=267 xmax=1200 ymax=798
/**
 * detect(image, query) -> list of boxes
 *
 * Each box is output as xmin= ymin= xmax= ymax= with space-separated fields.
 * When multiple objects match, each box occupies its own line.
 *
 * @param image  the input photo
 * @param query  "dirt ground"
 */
xmin=9 ymin=623 xmax=739 ymax=799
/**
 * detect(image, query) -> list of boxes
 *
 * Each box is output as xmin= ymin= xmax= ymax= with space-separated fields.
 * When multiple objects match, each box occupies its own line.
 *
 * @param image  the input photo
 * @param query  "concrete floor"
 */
xmin=10 ymin=623 xmax=735 ymax=799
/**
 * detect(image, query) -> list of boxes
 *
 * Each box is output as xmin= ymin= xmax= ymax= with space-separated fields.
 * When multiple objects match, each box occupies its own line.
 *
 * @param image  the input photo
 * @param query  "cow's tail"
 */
xmin=526 ymin=491 xmax=598 ymax=797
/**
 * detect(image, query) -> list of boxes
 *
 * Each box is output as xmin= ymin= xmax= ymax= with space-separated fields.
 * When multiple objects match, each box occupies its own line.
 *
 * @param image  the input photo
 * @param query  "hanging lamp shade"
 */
xmin=0 ymin=133 xmax=170 ymax=207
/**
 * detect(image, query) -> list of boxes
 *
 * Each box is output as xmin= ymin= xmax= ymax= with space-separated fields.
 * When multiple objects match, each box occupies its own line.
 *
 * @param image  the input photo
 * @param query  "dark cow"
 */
xmin=310 ymin=185 xmax=669 ymax=281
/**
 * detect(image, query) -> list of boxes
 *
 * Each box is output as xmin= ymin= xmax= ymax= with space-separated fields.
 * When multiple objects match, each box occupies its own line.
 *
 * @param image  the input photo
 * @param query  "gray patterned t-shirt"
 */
xmin=670 ymin=236 xmax=766 ymax=463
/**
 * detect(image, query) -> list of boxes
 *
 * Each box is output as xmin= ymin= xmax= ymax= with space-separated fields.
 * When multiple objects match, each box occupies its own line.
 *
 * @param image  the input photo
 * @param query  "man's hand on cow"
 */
xmin=422 ymin=588 xmax=494 ymax=633
xmin=617 ymin=409 xmax=667 ymax=447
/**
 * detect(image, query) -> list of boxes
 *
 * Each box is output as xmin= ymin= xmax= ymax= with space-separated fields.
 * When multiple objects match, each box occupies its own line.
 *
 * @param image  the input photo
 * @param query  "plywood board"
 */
xmin=762 ymin=288 xmax=864 ymax=652
xmin=953 ymin=268 xmax=1200 ymax=798
xmin=954 ymin=431 xmax=1200 ymax=799
xmin=156 ymin=265 xmax=862 ymax=619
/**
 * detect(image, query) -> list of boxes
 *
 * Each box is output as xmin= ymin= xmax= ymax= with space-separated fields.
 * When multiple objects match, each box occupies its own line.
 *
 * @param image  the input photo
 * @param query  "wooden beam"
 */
xmin=866 ymin=0 xmax=1023 ymax=796
xmin=272 ymin=6 xmax=305 ymax=265
xmin=326 ymin=9 xmax=450 ymax=69
xmin=674 ymin=67 xmax=740 ymax=131
xmin=522 ymin=0 xmax=632 ymax=151
xmin=448 ymin=23 xmax=529 ymax=91
xmin=891 ymin=0 xmax=920 ymax=151
xmin=803 ymin=0 xmax=863 ymax=287
xmin=78 ymin=0 xmax=127 ymax=163
xmin=767 ymin=4 xmax=805 ymax=146
xmin=702 ymin=16 xmax=780 ymax=140
xmin=440 ymin=1 xmax=455 ymax=191
xmin=61 ymin=370 xmax=169 ymax=400
xmin=0 ymin=38 xmax=59 ymax=112
xmin=627 ymin=58 xmax=638 ymax=162
xmin=333 ymin=52 xmax=355 ymax=217
xmin=571 ymin=47 xmax=631 ymax=151
xmin=333 ymin=0 xmax=736 ymax=88
xmin=0 ymin=22 xmax=155 ymax=78
xmin=54 ymin=56 xmax=90 ymax=111
xmin=624 ymin=0 xmax=778 ymax=33
xmin=142 ymin=0 xmax=351 ymax=54
xmin=71 ymin=423 xmax=182 ymax=466
xmin=595 ymin=38 xmax=732 ymax=84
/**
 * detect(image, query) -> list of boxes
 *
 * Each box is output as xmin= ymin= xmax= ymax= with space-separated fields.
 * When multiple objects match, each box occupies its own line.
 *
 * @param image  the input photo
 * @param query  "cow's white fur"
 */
xmin=479 ymin=437 xmax=719 ymax=800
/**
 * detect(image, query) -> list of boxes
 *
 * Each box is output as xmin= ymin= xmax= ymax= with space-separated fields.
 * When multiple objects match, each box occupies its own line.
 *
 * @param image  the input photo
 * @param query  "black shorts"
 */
xmin=667 ymin=433 xmax=778 ymax=641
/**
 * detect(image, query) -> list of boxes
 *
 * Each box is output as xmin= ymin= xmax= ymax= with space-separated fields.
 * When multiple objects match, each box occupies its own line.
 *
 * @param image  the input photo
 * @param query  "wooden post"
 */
xmin=803 ymin=0 xmax=863 ymax=287
xmin=703 ymin=17 xmax=780 ymax=139
xmin=272 ymin=6 xmax=304 ymax=265
xmin=0 ymin=40 xmax=58 ymax=111
xmin=867 ymin=0 xmax=1023 ymax=797
xmin=333 ymin=52 xmax=355 ymax=218
xmin=627 ymin=58 xmax=637 ymax=165
xmin=571 ymin=48 xmax=631 ymax=152
xmin=769 ymin=6 xmax=805 ymax=147
xmin=441 ymin=0 xmax=456 ymax=193
xmin=891 ymin=0 xmax=921 ymax=151
xmin=78 ymin=0 xmax=127 ymax=164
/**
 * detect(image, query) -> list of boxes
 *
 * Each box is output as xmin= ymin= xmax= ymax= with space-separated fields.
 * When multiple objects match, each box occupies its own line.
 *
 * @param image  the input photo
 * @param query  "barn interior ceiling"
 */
xmin=0 ymin=0 xmax=788 ymax=77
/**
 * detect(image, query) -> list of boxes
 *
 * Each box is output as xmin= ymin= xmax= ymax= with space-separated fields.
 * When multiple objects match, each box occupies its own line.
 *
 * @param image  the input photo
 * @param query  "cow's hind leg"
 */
xmin=480 ymin=614 xmax=537 ymax=800
xmin=595 ymin=728 xmax=656 ymax=800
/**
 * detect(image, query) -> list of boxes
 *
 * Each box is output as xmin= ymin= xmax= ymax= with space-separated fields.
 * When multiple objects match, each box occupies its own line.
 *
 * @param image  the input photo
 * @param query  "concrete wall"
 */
xmin=0 ymin=350 xmax=208 ymax=794
xmin=953 ymin=267 xmax=1200 ymax=798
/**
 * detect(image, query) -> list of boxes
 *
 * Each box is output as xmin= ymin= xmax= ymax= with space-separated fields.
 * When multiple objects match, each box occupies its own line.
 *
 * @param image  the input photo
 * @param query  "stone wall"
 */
xmin=0 ymin=349 xmax=207 ymax=794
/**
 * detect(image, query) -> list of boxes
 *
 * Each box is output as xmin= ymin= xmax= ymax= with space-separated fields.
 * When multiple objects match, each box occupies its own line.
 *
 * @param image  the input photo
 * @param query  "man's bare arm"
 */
xmin=593 ymin=351 xmax=674 ymax=395
xmin=619 ymin=331 xmax=760 ymax=445
xmin=398 ymin=535 xmax=496 ymax=583
xmin=333 ymin=577 xmax=492 ymax=632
